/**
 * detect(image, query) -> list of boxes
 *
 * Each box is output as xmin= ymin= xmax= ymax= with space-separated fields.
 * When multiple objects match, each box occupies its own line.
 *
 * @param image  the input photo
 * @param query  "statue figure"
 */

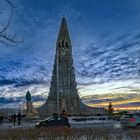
xmin=25 ymin=90 xmax=38 ymax=117
xmin=26 ymin=91 xmax=31 ymax=102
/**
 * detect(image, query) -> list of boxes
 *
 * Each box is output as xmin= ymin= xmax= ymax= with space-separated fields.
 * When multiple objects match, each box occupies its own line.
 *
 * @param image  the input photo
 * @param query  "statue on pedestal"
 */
xmin=26 ymin=91 xmax=38 ymax=117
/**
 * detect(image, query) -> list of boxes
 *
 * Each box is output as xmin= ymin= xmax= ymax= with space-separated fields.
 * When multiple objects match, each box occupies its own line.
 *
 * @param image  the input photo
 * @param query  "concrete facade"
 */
xmin=40 ymin=18 xmax=105 ymax=116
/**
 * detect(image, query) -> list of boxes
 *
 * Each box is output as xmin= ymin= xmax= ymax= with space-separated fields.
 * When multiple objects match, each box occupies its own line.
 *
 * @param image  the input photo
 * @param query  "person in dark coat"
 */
xmin=0 ymin=116 xmax=4 ymax=125
xmin=62 ymin=110 xmax=67 ymax=117
xmin=9 ymin=115 xmax=13 ymax=122
xmin=60 ymin=110 xmax=70 ymax=127
xmin=13 ymin=114 xmax=16 ymax=125
xmin=17 ymin=112 xmax=22 ymax=125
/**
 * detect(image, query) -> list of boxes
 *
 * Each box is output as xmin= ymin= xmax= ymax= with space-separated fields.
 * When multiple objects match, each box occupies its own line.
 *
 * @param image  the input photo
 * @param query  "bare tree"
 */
xmin=0 ymin=0 xmax=22 ymax=47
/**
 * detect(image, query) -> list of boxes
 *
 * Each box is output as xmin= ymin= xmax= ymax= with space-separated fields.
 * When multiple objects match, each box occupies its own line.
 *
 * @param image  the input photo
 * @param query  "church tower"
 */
xmin=41 ymin=17 xmax=81 ymax=116
xmin=39 ymin=17 xmax=105 ymax=116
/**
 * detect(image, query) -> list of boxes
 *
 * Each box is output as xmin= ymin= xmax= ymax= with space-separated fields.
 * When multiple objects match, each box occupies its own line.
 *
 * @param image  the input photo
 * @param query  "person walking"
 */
xmin=17 ymin=112 xmax=22 ymax=125
xmin=13 ymin=114 xmax=16 ymax=125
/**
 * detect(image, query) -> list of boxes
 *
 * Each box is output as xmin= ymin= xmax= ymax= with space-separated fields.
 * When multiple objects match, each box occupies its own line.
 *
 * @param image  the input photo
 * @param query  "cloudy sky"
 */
xmin=0 ymin=0 xmax=140 ymax=110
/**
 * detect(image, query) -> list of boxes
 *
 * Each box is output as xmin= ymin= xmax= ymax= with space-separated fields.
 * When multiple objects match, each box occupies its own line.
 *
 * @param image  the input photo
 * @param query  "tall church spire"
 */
xmin=40 ymin=17 xmax=81 ymax=115
xmin=57 ymin=17 xmax=71 ymax=46
xmin=39 ymin=17 xmax=105 ymax=116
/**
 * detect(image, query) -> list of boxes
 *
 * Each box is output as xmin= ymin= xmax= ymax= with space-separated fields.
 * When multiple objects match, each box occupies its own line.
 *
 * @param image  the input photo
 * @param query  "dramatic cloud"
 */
xmin=0 ymin=0 xmax=140 ymax=109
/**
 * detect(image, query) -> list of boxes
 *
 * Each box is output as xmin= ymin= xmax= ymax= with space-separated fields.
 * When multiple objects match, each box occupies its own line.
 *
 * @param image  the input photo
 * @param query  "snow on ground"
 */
xmin=0 ymin=122 xmax=35 ymax=130
xmin=0 ymin=116 xmax=122 ymax=130
xmin=68 ymin=116 xmax=122 ymax=129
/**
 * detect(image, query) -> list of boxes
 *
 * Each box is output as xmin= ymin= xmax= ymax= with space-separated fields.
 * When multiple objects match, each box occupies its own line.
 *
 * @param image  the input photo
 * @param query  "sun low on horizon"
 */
xmin=0 ymin=0 xmax=140 ymax=111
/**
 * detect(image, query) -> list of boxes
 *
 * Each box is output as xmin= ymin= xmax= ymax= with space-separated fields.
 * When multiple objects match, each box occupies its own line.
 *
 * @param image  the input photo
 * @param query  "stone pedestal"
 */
xmin=26 ymin=101 xmax=38 ymax=117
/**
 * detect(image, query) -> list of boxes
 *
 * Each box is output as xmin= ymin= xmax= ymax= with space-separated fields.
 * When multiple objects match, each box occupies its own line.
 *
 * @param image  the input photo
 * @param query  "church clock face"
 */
xmin=60 ymin=47 xmax=66 ymax=56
